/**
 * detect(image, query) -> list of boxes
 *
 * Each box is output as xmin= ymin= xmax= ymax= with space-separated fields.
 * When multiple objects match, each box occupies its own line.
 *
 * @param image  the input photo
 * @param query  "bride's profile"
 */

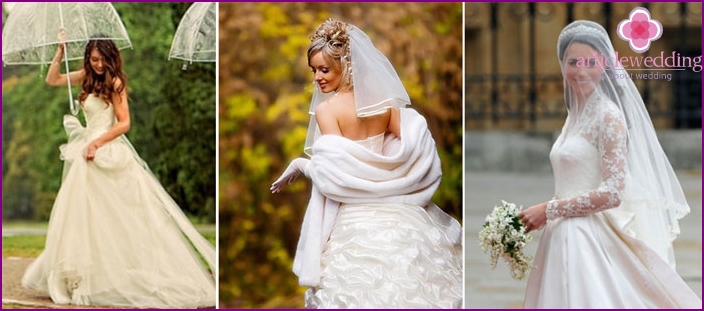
xmin=518 ymin=20 xmax=701 ymax=308
xmin=21 ymin=31 xmax=216 ymax=308
xmin=270 ymin=18 xmax=462 ymax=308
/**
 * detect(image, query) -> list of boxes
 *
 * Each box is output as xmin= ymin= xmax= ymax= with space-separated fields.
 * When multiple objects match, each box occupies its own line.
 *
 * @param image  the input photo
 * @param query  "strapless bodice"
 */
xmin=353 ymin=132 xmax=385 ymax=154
xmin=81 ymin=94 xmax=115 ymax=138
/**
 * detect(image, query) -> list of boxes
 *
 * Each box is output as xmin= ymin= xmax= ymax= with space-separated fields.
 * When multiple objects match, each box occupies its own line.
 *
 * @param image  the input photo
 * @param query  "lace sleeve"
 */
xmin=546 ymin=106 xmax=628 ymax=220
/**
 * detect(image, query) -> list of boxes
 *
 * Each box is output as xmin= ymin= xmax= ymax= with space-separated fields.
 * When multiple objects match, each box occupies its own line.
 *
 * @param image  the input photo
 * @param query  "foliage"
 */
xmin=2 ymin=3 xmax=215 ymax=222
xmin=218 ymin=3 xmax=463 ymax=307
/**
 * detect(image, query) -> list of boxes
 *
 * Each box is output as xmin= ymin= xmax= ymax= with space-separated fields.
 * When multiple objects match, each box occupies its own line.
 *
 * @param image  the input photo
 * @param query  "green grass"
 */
xmin=189 ymin=223 xmax=216 ymax=245
xmin=1 ymin=221 xmax=48 ymax=229
xmin=2 ymin=222 xmax=216 ymax=258
xmin=2 ymin=235 xmax=46 ymax=257
xmin=201 ymin=229 xmax=216 ymax=246
xmin=1 ymin=303 xmax=26 ymax=309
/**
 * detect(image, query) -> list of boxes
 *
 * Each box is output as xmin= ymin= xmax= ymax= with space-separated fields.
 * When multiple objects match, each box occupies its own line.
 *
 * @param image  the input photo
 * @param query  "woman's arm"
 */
xmin=520 ymin=107 xmax=627 ymax=232
xmin=271 ymin=98 xmax=338 ymax=193
xmin=84 ymin=80 xmax=130 ymax=161
xmin=545 ymin=107 xmax=628 ymax=219
xmin=46 ymin=31 xmax=85 ymax=87
xmin=387 ymin=107 xmax=401 ymax=138
xmin=315 ymin=102 xmax=342 ymax=136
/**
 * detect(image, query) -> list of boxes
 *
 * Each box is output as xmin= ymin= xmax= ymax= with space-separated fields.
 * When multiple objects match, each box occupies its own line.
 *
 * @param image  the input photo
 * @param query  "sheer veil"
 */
xmin=303 ymin=23 xmax=410 ymax=156
xmin=556 ymin=20 xmax=689 ymax=267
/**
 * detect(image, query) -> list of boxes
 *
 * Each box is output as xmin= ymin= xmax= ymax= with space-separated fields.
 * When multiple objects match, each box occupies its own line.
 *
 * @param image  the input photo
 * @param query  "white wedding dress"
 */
xmin=22 ymin=94 xmax=216 ymax=308
xmin=524 ymin=95 xmax=701 ymax=308
xmin=304 ymin=133 xmax=463 ymax=308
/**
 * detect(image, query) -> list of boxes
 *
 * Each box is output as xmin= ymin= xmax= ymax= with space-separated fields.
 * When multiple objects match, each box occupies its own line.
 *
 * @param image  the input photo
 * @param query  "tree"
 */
xmin=218 ymin=3 xmax=463 ymax=307
xmin=2 ymin=2 xmax=216 ymax=222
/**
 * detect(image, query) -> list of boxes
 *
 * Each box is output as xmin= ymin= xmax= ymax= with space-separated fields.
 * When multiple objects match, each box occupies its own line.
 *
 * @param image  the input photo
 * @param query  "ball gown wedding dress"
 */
xmin=524 ymin=93 xmax=701 ymax=308
xmin=21 ymin=94 xmax=216 ymax=308
xmin=298 ymin=110 xmax=463 ymax=308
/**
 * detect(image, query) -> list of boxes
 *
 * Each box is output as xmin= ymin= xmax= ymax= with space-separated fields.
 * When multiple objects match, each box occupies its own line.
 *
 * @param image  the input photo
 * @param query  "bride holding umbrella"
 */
xmin=3 ymin=2 xmax=215 ymax=308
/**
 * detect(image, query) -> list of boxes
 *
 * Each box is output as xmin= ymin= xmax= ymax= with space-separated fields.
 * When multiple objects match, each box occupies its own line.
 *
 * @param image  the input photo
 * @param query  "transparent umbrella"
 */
xmin=168 ymin=2 xmax=216 ymax=69
xmin=2 ymin=2 xmax=132 ymax=115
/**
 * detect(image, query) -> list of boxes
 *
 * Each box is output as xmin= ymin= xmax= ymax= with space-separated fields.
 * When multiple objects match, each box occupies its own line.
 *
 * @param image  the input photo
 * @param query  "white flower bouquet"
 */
xmin=478 ymin=200 xmax=532 ymax=280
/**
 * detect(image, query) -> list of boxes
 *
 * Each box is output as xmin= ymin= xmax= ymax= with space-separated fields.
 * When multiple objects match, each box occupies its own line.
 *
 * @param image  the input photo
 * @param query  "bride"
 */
xmin=21 ymin=32 xmax=216 ymax=308
xmin=270 ymin=19 xmax=462 ymax=308
xmin=518 ymin=20 xmax=701 ymax=308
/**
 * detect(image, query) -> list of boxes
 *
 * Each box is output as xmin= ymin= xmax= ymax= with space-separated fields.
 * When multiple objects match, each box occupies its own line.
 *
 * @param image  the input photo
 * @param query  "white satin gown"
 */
xmin=21 ymin=94 xmax=216 ymax=308
xmin=304 ymin=133 xmax=463 ymax=308
xmin=524 ymin=98 xmax=701 ymax=308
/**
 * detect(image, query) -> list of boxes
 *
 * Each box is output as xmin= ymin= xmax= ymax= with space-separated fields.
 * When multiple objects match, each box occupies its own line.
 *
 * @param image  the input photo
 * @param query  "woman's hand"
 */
xmin=58 ymin=28 xmax=67 ymax=45
xmin=54 ymin=28 xmax=67 ymax=59
xmin=518 ymin=202 xmax=548 ymax=233
xmin=270 ymin=158 xmax=310 ymax=193
xmin=84 ymin=143 xmax=98 ymax=161
xmin=47 ymin=27 xmax=87 ymax=86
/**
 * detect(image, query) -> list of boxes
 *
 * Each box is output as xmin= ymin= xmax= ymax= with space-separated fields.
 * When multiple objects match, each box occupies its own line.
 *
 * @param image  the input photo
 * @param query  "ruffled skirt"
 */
xmin=306 ymin=203 xmax=462 ymax=308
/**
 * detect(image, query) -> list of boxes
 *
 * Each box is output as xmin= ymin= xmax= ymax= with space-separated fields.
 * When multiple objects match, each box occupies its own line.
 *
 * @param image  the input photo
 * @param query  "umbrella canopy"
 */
xmin=3 ymin=2 xmax=132 ymax=65
xmin=168 ymin=2 xmax=216 ymax=65
xmin=2 ymin=2 xmax=132 ymax=114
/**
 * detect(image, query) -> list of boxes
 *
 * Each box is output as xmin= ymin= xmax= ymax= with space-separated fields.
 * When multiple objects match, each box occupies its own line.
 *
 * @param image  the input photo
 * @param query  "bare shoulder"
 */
xmin=112 ymin=76 xmax=124 ymax=89
xmin=110 ymin=77 xmax=129 ymax=106
xmin=314 ymin=98 xmax=334 ymax=116
xmin=315 ymin=94 xmax=353 ymax=117
xmin=315 ymin=94 xmax=354 ymax=135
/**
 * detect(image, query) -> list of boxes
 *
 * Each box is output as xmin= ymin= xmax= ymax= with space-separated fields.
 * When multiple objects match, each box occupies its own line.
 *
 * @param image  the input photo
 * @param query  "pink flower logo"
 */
xmin=617 ymin=7 xmax=663 ymax=53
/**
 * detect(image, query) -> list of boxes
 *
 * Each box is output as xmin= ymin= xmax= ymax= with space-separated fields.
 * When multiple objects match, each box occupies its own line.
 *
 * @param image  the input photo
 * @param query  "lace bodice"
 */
xmin=353 ymin=132 xmax=385 ymax=154
xmin=82 ymin=94 xmax=115 ymax=139
xmin=545 ymin=94 xmax=628 ymax=220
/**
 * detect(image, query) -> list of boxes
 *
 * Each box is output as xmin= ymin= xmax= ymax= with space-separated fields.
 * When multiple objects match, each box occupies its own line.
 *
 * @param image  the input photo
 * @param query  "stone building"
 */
xmin=465 ymin=2 xmax=702 ymax=132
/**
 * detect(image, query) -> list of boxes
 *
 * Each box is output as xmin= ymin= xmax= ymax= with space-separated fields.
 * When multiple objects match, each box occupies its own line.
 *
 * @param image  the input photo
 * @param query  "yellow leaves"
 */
xmin=267 ymin=91 xmax=311 ymax=122
xmin=217 ymin=3 xmax=463 ymax=307
xmin=434 ymin=5 xmax=462 ymax=35
xmin=241 ymin=143 xmax=271 ymax=180
xmin=434 ymin=22 xmax=453 ymax=36
xmin=280 ymin=30 xmax=310 ymax=61
xmin=266 ymin=92 xmax=310 ymax=158
xmin=262 ymin=63 xmax=292 ymax=83
xmin=282 ymin=127 xmax=308 ymax=159
xmin=261 ymin=202 xmax=276 ymax=214
xmin=257 ymin=4 xmax=290 ymax=38
xmin=267 ymin=241 xmax=292 ymax=266
xmin=220 ymin=93 xmax=257 ymax=135
xmin=225 ymin=93 xmax=257 ymax=120
xmin=402 ymin=75 xmax=425 ymax=103
xmin=297 ymin=11 xmax=316 ymax=27
xmin=242 ymin=219 xmax=256 ymax=231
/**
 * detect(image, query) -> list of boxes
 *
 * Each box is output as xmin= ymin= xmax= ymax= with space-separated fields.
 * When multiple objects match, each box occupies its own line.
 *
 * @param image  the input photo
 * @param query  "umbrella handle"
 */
xmin=62 ymin=42 xmax=78 ymax=116
xmin=58 ymin=3 xmax=78 ymax=115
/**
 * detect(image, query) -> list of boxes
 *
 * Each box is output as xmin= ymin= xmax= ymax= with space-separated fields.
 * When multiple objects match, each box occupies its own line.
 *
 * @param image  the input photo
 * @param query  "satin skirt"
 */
xmin=305 ymin=203 xmax=462 ymax=308
xmin=525 ymin=212 xmax=701 ymax=308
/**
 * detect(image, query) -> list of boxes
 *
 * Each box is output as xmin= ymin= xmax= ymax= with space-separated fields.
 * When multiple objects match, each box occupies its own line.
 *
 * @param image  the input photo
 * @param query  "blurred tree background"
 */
xmin=2 ymin=3 xmax=216 ymax=222
xmin=219 ymin=3 xmax=463 ymax=308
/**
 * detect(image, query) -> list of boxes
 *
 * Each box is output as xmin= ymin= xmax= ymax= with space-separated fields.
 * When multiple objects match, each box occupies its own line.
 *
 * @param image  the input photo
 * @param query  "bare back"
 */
xmin=315 ymin=91 xmax=401 ymax=140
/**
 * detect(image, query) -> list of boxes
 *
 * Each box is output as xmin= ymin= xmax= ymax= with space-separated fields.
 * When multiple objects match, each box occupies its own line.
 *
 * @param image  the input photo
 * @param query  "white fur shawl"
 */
xmin=292 ymin=108 xmax=460 ymax=286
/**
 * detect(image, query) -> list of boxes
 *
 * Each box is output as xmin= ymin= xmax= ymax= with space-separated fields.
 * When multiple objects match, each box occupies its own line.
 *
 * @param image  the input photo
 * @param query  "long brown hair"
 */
xmin=78 ymin=36 xmax=128 ymax=105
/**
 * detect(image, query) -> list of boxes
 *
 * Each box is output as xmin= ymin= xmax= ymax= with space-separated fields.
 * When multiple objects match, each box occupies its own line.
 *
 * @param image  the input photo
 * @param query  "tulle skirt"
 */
xmin=305 ymin=203 xmax=462 ymax=308
xmin=525 ymin=212 xmax=701 ymax=308
xmin=21 ymin=117 xmax=215 ymax=308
